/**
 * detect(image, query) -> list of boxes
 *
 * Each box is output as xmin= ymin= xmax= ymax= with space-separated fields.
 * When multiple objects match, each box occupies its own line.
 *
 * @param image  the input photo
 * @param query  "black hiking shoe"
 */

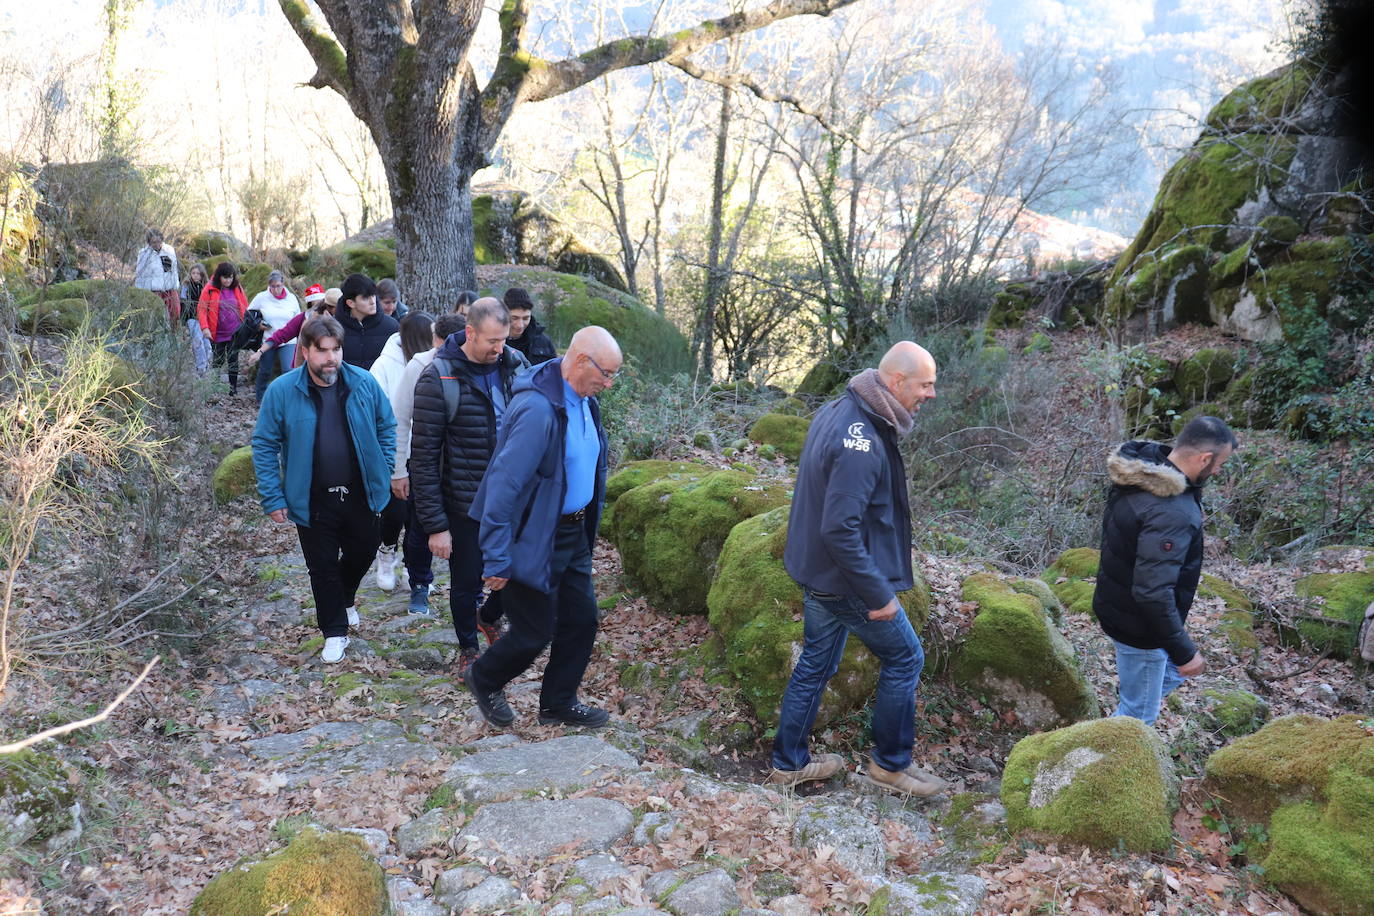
xmin=463 ymin=665 xmax=514 ymax=727
xmin=538 ymin=702 xmax=609 ymax=728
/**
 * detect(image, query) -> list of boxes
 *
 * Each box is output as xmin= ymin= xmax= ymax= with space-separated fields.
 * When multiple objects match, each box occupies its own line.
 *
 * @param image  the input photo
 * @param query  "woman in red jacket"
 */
xmin=197 ymin=262 xmax=249 ymax=395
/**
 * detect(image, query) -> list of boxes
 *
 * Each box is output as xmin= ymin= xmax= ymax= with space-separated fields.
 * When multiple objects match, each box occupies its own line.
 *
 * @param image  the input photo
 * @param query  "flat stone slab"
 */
xmin=792 ymin=801 xmax=887 ymax=874
xmin=242 ymin=720 xmax=441 ymax=787
xmin=442 ymin=735 xmax=638 ymax=803
xmin=663 ymin=868 xmax=740 ymax=916
xmin=456 ymin=797 xmax=633 ymax=861
xmin=867 ymin=872 xmax=988 ymax=916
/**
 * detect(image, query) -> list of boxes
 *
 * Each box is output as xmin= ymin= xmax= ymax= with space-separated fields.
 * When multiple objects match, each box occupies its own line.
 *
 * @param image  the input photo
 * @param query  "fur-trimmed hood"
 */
xmin=1106 ymin=440 xmax=1190 ymax=498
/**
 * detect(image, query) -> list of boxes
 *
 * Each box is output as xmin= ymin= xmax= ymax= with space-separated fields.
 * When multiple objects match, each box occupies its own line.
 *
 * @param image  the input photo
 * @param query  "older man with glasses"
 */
xmin=463 ymin=326 xmax=621 ymax=730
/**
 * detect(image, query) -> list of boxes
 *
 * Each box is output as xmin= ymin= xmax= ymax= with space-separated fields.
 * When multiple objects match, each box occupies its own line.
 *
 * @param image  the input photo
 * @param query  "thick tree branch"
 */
xmin=280 ymin=0 xmax=351 ymax=93
xmin=521 ymin=0 xmax=859 ymax=104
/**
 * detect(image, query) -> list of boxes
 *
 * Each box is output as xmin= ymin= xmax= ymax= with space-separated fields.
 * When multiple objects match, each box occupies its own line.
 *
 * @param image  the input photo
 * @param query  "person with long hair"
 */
xmin=249 ymin=270 xmax=302 ymax=404
xmin=368 ymin=312 xmax=438 ymax=597
xmin=180 ymin=262 xmax=210 ymax=375
xmin=197 ymin=261 xmax=249 ymax=395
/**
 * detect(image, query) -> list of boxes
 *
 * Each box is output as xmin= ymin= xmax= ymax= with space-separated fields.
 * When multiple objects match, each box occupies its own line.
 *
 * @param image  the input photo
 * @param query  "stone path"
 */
xmin=195 ymin=553 xmax=997 ymax=914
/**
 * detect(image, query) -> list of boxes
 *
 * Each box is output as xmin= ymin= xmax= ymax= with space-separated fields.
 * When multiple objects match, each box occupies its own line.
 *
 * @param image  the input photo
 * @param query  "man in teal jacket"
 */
xmin=252 ymin=315 xmax=396 ymax=663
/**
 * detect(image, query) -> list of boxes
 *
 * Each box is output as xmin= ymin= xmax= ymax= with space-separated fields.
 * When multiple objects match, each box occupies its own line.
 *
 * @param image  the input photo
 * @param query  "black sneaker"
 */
xmin=463 ymin=665 xmax=514 ymax=727
xmin=538 ymin=702 xmax=609 ymax=728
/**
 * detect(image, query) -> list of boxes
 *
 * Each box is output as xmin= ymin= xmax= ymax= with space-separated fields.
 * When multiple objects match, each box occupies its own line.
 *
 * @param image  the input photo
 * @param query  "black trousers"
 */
xmin=447 ymin=514 xmax=504 ymax=650
xmin=469 ymin=518 xmax=598 ymax=711
xmin=379 ymin=495 xmax=407 ymax=549
xmin=211 ymin=340 xmax=238 ymax=393
xmin=296 ymin=488 xmax=380 ymax=637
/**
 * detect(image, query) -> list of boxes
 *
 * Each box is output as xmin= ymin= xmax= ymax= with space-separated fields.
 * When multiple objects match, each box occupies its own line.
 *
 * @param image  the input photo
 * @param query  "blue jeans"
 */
xmin=772 ymin=587 xmax=924 ymax=773
xmin=186 ymin=319 xmax=210 ymax=374
xmin=1112 ymin=639 xmax=1186 ymax=725
xmin=254 ymin=343 xmax=296 ymax=403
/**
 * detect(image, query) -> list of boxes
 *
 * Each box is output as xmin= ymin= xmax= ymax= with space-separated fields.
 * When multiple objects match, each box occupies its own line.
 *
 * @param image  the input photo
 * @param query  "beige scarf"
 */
xmin=847 ymin=368 xmax=913 ymax=437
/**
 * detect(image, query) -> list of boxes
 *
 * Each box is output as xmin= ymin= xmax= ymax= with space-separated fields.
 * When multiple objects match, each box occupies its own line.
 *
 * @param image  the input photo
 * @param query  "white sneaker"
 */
xmin=321 ymin=636 xmax=350 ymax=663
xmin=346 ymin=605 xmax=360 ymax=627
xmin=375 ymin=546 xmax=397 ymax=591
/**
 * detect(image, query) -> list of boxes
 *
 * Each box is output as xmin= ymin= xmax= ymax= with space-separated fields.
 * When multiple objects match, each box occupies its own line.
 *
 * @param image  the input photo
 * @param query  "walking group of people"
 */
xmin=245 ymin=270 xmax=616 ymax=730
xmin=140 ymin=229 xmax=1238 ymax=790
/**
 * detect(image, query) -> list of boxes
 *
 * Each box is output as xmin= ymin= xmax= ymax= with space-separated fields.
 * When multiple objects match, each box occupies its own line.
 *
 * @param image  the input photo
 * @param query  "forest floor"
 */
xmin=3 ymin=368 xmax=1371 ymax=916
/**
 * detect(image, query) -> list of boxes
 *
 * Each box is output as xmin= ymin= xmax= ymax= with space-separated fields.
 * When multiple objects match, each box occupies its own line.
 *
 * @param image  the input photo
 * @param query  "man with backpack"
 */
xmin=410 ymin=298 xmax=530 ymax=673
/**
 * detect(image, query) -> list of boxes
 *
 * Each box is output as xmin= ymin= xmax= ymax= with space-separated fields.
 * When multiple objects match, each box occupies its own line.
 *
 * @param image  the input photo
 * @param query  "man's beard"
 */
xmin=317 ymin=368 xmax=338 ymax=385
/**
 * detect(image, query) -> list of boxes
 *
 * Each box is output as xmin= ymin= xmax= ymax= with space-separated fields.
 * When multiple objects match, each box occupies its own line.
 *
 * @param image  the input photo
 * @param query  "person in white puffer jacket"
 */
xmin=368 ymin=312 xmax=454 ymax=607
xmin=248 ymin=271 xmax=301 ymax=404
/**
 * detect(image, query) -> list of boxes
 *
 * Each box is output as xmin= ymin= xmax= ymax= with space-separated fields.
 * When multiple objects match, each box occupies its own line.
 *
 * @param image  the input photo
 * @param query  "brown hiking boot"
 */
xmin=865 ymin=759 xmax=945 ymax=797
xmin=766 ymin=753 xmax=845 ymax=787
xmin=458 ymin=646 xmax=480 ymax=678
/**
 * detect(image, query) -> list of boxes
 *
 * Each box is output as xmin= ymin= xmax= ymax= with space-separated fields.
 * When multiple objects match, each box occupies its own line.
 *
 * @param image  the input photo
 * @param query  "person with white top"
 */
xmin=249 ymin=270 xmax=302 ymax=404
xmin=133 ymin=229 xmax=180 ymax=325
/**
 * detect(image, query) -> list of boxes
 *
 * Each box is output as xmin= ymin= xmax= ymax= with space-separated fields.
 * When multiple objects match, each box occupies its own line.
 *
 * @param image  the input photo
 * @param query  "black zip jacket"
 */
xmin=782 ymin=389 xmax=913 ymax=609
xmin=508 ymin=317 xmax=557 ymax=365
xmin=409 ymin=334 xmax=527 ymax=534
xmin=337 ymin=310 xmax=399 ymax=370
xmin=1093 ymin=440 xmax=1203 ymax=665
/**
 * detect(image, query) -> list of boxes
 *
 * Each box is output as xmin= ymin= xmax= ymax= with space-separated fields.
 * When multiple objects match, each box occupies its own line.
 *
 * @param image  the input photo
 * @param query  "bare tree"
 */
xmin=277 ymin=0 xmax=859 ymax=306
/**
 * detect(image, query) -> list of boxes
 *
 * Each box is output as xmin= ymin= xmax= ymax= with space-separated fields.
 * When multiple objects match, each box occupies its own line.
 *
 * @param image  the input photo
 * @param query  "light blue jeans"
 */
xmin=186 ymin=318 xmax=210 ymax=374
xmin=773 ymin=588 xmax=923 ymax=773
xmin=1112 ymin=639 xmax=1186 ymax=725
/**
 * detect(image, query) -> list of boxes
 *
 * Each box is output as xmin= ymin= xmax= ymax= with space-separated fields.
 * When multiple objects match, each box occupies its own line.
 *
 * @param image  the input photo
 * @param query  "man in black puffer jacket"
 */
xmin=1093 ymin=416 xmax=1237 ymax=725
xmin=410 ymin=298 xmax=530 ymax=671
xmin=336 ymin=273 xmax=399 ymax=369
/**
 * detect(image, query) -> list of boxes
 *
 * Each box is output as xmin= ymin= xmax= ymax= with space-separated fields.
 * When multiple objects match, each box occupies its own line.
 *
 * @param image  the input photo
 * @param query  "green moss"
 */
xmin=239 ymin=263 xmax=274 ymax=301
xmin=1202 ymin=688 xmax=1270 ymax=737
xmin=1198 ymin=573 xmax=1253 ymax=611
xmin=610 ymin=470 xmax=789 ymax=616
xmin=19 ymin=279 xmax=162 ymax=323
xmin=17 ymin=297 xmax=90 ymax=335
xmin=336 ymin=242 xmax=396 ymax=280
xmin=706 ymin=505 xmax=930 ymax=722
xmin=1205 ymin=716 xmax=1374 ymax=915
xmin=1009 ymin=577 xmax=1062 ymax=621
xmin=987 ymin=289 xmax=1034 ymax=329
xmin=1212 ymin=240 xmax=1255 ymax=288
xmin=1204 ymin=714 xmax=1371 ymax=824
xmin=1041 ymin=548 xmax=1099 ymax=615
xmin=952 ymin=574 xmax=1098 ymax=726
xmin=747 ymin=413 xmax=811 ymax=461
xmin=603 ymin=460 xmax=704 ymax=530
xmin=0 ymin=750 xmax=76 ymax=844
xmin=1173 ymin=348 xmax=1237 ymax=404
xmin=1002 ymin=717 xmax=1178 ymax=852
xmin=536 ymin=271 xmax=691 ymax=377
xmin=423 ymin=782 xmax=457 ymax=811
xmin=190 ymin=828 xmax=386 ymax=915
xmin=1294 ymin=571 xmax=1374 ymax=657
xmin=1023 ymin=331 xmax=1053 ymax=354
xmin=1204 ymin=61 xmax=1316 ymax=131
xmin=280 ymin=0 xmax=351 ymax=92
xmin=1258 ymin=214 xmax=1302 ymax=246
xmin=212 ymin=446 xmax=257 ymax=505
xmin=795 ymin=359 xmax=847 ymax=397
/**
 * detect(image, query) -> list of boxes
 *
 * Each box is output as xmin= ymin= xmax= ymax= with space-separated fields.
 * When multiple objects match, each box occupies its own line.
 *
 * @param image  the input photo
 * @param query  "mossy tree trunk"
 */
xmin=279 ymin=0 xmax=859 ymax=306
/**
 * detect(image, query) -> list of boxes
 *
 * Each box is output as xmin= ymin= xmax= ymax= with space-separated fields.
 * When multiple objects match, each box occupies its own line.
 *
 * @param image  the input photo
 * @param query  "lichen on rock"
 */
xmin=952 ymin=574 xmax=1098 ymax=728
xmin=1002 ymin=716 xmax=1178 ymax=852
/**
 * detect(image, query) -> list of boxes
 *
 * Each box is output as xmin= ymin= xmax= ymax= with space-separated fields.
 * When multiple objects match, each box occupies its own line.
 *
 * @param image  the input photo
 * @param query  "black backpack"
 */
xmin=429 ymin=348 xmax=531 ymax=423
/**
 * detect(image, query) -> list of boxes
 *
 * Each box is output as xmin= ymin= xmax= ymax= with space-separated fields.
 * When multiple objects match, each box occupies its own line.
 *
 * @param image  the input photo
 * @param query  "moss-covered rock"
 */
xmin=1293 ymin=571 xmax=1374 ymax=658
xmin=1198 ymin=573 xmax=1260 ymax=652
xmin=213 ymin=446 xmax=257 ymax=505
xmin=187 ymin=230 xmax=252 ymax=262
xmin=1009 ymin=577 xmax=1063 ymax=623
xmin=1173 ymin=349 xmax=1236 ymax=404
xmin=1107 ymin=244 xmax=1212 ymax=326
xmin=795 ymin=359 xmax=847 ymax=397
xmin=952 ymin=574 xmax=1098 ymax=728
xmin=16 ymin=297 xmax=90 ymax=334
xmin=610 ymin=470 xmax=789 ymax=615
xmin=0 ymin=749 xmax=77 ymax=847
xmin=1204 ymin=714 xmax=1374 ymax=915
xmin=335 ymin=242 xmax=396 ymax=281
xmin=706 ymin=504 xmax=930 ymax=723
xmin=476 ymin=266 xmax=689 ymax=378
xmin=1041 ymin=548 xmax=1099 ymax=616
xmin=18 ymin=279 xmax=163 ymax=328
xmin=190 ymin=828 xmax=387 ymax=916
xmin=1257 ymin=214 xmax=1302 ymax=247
xmin=1201 ymin=687 xmax=1270 ymax=737
xmin=602 ymin=460 xmax=706 ymax=531
xmin=747 ymin=413 xmax=811 ymax=461
xmin=1002 ymin=716 xmax=1178 ymax=852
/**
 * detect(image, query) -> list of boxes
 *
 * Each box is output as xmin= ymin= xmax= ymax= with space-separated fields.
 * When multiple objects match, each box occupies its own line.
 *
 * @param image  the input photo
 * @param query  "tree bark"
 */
xmin=697 ymin=85 xmax=732 ymax=379
xmin=279 ymin=0 xmax=859 ymax=307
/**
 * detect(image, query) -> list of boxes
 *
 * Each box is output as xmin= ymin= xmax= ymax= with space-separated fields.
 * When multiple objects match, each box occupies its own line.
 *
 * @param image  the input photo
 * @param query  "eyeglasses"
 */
xmin=587 ymin=355 xmax=620 ymax=381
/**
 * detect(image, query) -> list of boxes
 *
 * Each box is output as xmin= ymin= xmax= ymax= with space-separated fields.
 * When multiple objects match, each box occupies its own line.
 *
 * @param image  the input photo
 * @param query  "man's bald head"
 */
xmin=877 ymin=341 xmax=937 ymax=413
xmin=563 ymin=326 xmax=623 ymax=397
